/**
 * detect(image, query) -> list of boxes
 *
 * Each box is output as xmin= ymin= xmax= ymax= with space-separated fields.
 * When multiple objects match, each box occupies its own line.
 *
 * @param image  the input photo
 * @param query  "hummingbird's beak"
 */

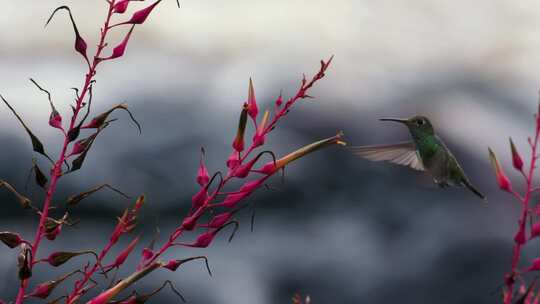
xmin=379 ymin=118 xmax=408 ymax=124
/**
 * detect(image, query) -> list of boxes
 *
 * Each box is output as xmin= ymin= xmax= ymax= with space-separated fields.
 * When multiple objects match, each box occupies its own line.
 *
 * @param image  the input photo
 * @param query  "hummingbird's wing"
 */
xmin=350 ymin=141 xmax=425 ymax=171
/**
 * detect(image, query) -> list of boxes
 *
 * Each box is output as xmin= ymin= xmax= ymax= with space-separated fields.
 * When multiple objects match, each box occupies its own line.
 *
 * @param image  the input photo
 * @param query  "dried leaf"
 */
xmin=1 ymin=94 xmax=52 ymax=162
xmin=69 ymin=127 xmax=104 ymax=173
xmin=18 ymin=244 xmax=32 ymax=280
xmin=67 ymin=184 xmax=130 ymax=206
xmin=0 ymin=180 xmax=32 ymax=209
xmin=83 ymin=103 xmax=141 ymax=133
xmin=0 ymin=231 xmax=23 ymax=248
xmin=32 ymin=158 xmax=48 ymax=188
xmin=45 ymin=6 xmax=88 ymax=62
xmin=29 ymin=78 xmax=63 ymax=130
xmin=45 ymin=250 xmax=98 ymax=267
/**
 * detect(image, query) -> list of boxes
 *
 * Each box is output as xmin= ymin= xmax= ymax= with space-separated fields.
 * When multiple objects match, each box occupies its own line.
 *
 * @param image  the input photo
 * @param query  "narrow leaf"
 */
xmin=67 ymin=184 xmax=130 ymax=206
xmin=0 ymin=180 xmax=32 ymax=209
xmin=45 ymin=6 xmax=88 ymax=62
xmin=45 ymin=250 xmax=98 ymax=267
xmin=32 ymin=158 xmax=48 ymax=188
xmin=82 ymin=103 xmax=141 ymax=133
xmin=1 ymin=94 xmax=52 ymax=162
xmin=0 ymin=231 xmax=23 ymax=249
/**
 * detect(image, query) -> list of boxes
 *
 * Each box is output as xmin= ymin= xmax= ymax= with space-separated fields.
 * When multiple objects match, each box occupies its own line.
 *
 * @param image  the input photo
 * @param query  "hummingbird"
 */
xmin=351 ymin=115 xmax=485 ymax=199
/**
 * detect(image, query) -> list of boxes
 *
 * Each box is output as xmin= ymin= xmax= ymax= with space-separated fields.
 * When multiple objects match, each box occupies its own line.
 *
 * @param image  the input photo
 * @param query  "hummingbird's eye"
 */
xmin=416 ymin=119 xmax=424 ymax=126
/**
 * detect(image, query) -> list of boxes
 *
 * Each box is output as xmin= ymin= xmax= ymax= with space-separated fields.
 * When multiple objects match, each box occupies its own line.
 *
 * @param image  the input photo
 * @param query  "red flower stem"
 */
xmin=66 ymin=241 xmax=115 ymax=303
xmin=504 ymin=122 xmax=540 ymax=304
xmin=14 ymin=3 xmax=116 ymax=303
xmin=141 ymin=62 xmax=333 ymax=269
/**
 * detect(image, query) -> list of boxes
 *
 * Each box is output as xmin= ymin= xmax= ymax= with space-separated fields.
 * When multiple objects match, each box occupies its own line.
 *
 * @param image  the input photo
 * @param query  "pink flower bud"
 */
xmin=231 ymin=151 xmax=273 ymax=178
xmin=488 ymin=148 xmax=512 ymax=192
xmin=510 ymin=138 xmax=524 ymax=171
xmin=528 ymin=257 xmax=540 ymax=271
xmin=190 ymin=230 xmax=216 ymax=248
xmin=113 ymin=0 xmax=130 ymax=13
xmin=141 ymin=247 xmax=154 ymax=263
xmin=514 ymin=226 xmax=526 ymax=245
xmin=105 ymin=236 xmax=140 ymax=270
xmin=106 ymin=25 xmax=135 ymax=60
xmin=275 ymin=93 xmax=283 ymax=107
xmin=232 ymin=104 xmax=249 ymax=152
xmin=163 ymin=256 xmax=211 ymax=276
xmin=123 ymin=0 xmax=161 ymax=25
xmin=532 ymin=222 xmax=540 ymax=239
xmin=226 ymin=150 xmax=241 ymax=169
xmin=208 ymin=212 xmax=233 ymax=228
xmin=252 ymin=110 xmax=269 ymax=148
xmin=182 ymin=207 xmax=205 ymax=230
xmin=163 ymin=259 xmax=184 ymax=271
xmin=191 ymin=188 xmax=208 ymax=210
xmin=239 ymin=178 xmax=265 ymax=193
xmin=221 ymin=192 xmax=250 ymax=208
xmin=27 ymin=281 xmax=56 ymax=299
xmin=247 ymin=78 xmax=258 ymax=120
xmin=196 ymin=148 xmax=209 ymax=186
xmin=49 ymin=110 xmax=63 ymax=130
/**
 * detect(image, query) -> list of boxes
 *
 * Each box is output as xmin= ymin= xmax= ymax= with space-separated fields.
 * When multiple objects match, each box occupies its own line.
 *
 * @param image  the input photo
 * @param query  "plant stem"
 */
xmin=504 ymin=123 xmax=540 ymax=304
xmin=14 ymin=3 xmax=116 ymax=303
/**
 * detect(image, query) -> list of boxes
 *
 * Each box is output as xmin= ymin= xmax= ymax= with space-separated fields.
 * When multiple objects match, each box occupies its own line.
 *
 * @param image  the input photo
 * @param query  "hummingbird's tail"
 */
xmin=461 ymin=178 xmax=486 ymax=200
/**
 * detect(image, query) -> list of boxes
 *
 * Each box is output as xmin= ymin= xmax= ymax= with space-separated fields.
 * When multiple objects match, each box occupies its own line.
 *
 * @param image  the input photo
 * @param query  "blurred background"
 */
xmin=1 ymin=1 xmax=540 ymax=303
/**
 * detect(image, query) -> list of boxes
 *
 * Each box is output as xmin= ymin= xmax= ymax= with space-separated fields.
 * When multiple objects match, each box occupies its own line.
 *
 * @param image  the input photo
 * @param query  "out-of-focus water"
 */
xmin=1 ymin=1 xmax=540 ymax=303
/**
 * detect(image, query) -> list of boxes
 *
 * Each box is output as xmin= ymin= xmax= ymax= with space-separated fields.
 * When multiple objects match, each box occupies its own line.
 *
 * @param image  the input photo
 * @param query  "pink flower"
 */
xmin=104 ymin=25 xmax=135 ymax=60
xmin=103 ymin=236 xmax=140 ymax=271
xmin=49 ymin=110 xmax=63 ymax=130
xmin=488 ymin=148 xmax=512 ymax=192
xmin=247 ymin=78 xmax=258 ymax=121
xmin=232 ymin=104 xmax=249 ymax=152
xmin=532 ymin=222 xmax=540 ymax=239
xmin=113 ymin=0 xmax=130 ymax=13
xmin=226 ymin=150 xmax=241 ymax=170
xmin=232 ymin=151 xmax=274 ymax=178
xmin=120 ymin=0 xmax=161 ymax=25
xmin=196 ymin=148 xmax=210 ymax=186
xmin=528 ymin=257 xmax=540 ymax=271
xmin=510 ymin=138 xmax=524 ymax=171
xmin=252 ymin=110 xmax=270 ymax=148
xmin=207 ymin=212 xmax=233 ymax=228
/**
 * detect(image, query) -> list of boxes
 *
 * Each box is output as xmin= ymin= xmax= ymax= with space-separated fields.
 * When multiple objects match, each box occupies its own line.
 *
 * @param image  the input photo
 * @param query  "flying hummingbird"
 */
xmin=351 ymin=115 xmax=485 ymax=199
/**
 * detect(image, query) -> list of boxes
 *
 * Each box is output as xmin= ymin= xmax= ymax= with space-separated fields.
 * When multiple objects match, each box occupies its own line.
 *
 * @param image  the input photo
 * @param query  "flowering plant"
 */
xmin=0 ymin=1 xmax=343 ymax=303
xmin=489 ymin=100 xmax=540 ymax=303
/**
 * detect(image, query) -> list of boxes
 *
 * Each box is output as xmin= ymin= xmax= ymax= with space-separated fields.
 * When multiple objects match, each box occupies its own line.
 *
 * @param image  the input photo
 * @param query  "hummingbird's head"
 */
xmin=379 ymin=115 xmax=435 ymax=137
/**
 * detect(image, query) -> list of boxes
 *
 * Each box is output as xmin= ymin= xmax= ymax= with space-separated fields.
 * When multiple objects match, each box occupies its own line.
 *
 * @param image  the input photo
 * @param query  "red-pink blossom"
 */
xmin=49 ymin=111 xmax=62 ymax=130
xmin=252 ymin=110 xmax=269 ymax=148
xmin=528 ymin=258 xmax=540 ymax=271
xmin=226 ymin=150 xmax=241 ymax=169
xmin=113 ymin=0 xmax=130 ymax=13
xmin=121 ymin=0 xmax=161 ymax=25
xmin=247 ymin=78 xmax=258 ymax=121
xmin=196 ymin=148 xmax=210 ymax=186
xmin=510 ymin=138 xmax=524 ymax=172
xmin=232 ymin=104 xmax=249 ymax=152
xmin=532 ymin=222 xmax=540 ymax=239
xmin=105 ymin=25 xmax=135 ymax=60
xmin=488 ymin=148 xmax=512 ymax=192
